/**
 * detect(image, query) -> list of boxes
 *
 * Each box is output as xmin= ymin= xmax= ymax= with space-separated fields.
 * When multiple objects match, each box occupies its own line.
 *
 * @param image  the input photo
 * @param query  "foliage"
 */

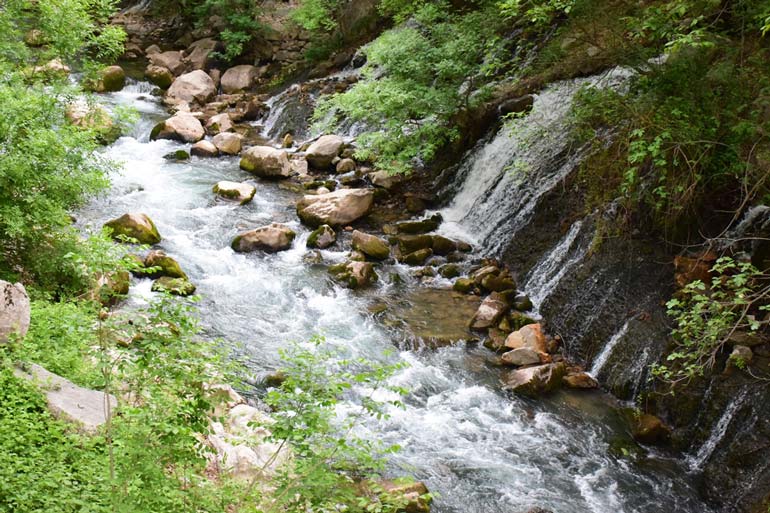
xmin=653 ymin=257 xmax=770 ymax=385
xmin=257 ymin=337 xmax=415 ymax=513
xmin=291 ymin=0 xmax=342 ymax=31
xmin=192 ymin=0 xmax=262 ymax=61
xmin=313 ymin=2 xmax=503 ymax=173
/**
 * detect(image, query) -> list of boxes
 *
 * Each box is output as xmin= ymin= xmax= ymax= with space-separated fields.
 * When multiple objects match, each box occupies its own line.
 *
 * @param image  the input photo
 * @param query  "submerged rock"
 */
xmin=307 ymin=225 xmax=337 ymax=249
xmin=502 ymin=362 xmax=566 ymax=396
xmin=231 ymin=223 xmax=296 ymax=253
xmin=296 ymin=188 xmax=374 ymax=227
xmin=151 ymin=276 xmax=196 ymax=296
xmin=328 ymin=261 xmax=377 ymax=289
xmin=305 ymin=135 xmax=344 ymax=169
xmin=213 ymin=181 xmax=256 ymax=205
xmin=626 ymin=411 xmax=671 ymax=445
xmin=104 ymin=213 xmax=161 ymax=244
xmin=352 ymin=230 xmax=390 ymax=260
xmin=240 ymin=146 xmax=291 ymax=178
xmin=0 ymin=281 xmax=30 ymax=343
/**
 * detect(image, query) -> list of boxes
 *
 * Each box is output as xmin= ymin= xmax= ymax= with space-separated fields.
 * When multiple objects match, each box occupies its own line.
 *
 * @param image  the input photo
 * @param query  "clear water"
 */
xmin=76 ymin=80 xmax=712 ymax=513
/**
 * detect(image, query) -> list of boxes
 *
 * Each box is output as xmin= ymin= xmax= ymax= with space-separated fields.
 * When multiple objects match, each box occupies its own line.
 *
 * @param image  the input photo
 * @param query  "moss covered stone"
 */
xmin=151 ymin=277 xmax=196 ymax=297
xmin=104 ymin=213 xmax=161 ymax=245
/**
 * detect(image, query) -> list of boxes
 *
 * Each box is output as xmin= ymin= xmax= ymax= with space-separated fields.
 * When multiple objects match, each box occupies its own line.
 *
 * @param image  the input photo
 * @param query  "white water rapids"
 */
xmin=75 ymin=79 xmax=713 ymax=513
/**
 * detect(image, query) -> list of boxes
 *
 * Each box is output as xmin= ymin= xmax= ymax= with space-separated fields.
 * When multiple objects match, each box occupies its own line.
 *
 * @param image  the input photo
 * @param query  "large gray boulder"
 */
xmin=14 ymin=363 xmax=117 ymax=432
xmin=186 ymin=38 xmax=217 ymax=70
xmin=166 ymin=70 xmax=216 ymax=105
xmin=151 ymin=113 xmax=205 ymax=143
xmin=296 ymin=188 xmax=373 ymax=227
xmin=231 ymin=223 xmax=296 ymax=253
xmin=239 ymin=146 xmax=291 ymax=178
xmin=305 ymin=135 xmax=344 ymax=169
xmin=221 ymin=65 xmax=259 ymax=94
xmin=0 ymin=281 xmax=30 ymax=343
xmin=212 ymin=132 xmax=242 ymax=155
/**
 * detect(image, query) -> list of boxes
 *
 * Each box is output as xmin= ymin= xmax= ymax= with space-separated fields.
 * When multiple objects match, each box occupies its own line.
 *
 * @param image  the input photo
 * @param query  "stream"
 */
xmin=76 ymin=79 xmax=713 ymax=513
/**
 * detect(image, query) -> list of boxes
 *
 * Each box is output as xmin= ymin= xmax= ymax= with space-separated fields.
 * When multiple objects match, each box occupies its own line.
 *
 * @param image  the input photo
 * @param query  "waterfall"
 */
xmin=688 ymin=391 xmax=748 ymax=471
xmin=438 ymin=67 xmax=633 ymax=254
xmin=589 ymin=321 xmax=631 ymax=378
xmin=522 ymin=220 xmax=590 ymax=312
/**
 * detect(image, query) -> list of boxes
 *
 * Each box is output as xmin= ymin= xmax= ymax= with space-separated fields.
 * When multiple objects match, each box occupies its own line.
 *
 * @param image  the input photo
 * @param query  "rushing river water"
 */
xmin=76 ymin=80 xmax=713 ymax=513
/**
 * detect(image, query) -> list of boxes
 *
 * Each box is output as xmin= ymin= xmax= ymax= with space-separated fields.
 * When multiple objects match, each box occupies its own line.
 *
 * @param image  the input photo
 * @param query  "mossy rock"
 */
xmin=401 ymin=248 xmax=433 ymax=266
xmin=144 ymin=250 xmax=187 ymax=279
xmin=164 ymin=150 xmax=190 ymax=161
xmin=307 ymin=225 xmax=337 ymax=249
xmin=352 ymin=230 xmax=390 ymax=260
xmin=509 ymin=312 xmax=537 ymax=331
xmin=395 ymin=214 xmax=442 ymax=234
xmin=453 ymin=277 xmax=475 ymax=293
xmin=151 ymin=277 xmax=196 ymax=297
xmin=439 ymin=263 xmax=461 ymax=279
xmin=85 ymin=65 xmax=126 ymax=93
xmin=104 ymin=213 xmax=161 ymax=245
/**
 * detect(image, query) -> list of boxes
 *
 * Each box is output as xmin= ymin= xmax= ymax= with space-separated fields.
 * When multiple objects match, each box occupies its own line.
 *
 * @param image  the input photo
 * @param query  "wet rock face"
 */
xmin=0 ymin=281 xmax=30 ymax=343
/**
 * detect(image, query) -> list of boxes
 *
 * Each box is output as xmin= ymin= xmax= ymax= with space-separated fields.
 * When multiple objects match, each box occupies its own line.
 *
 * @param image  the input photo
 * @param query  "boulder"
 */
xmin=504 ymin=324 xmax=547 ymax=353
xmin=0 ymin=281 xmax=30 ymax=343
xmin=205 ymin=113 xmax=234 ymax=134
xmin=401 ymin=248 xmax=433 ymax=266
xmin=470 ymin=292 xmax=509 ymax=329
xmin=376 ymin=480 xmax=431 ymax=513
xmin=369 ymin=170 xmax=407 ymax=189
xmin=86 ymin=65 xmax=125 ymax=92
xmin=231 ymin=223 xmax=296 ymax=253
xmin=454 ymin=278 xmax=475 ymax=293
xmin=439 ymin=264 xmax=461 ymax=279
xmin=191 ymin=140 xmax=218 ymax=157
xmin=502 ymin=362 xmax=566 ymax=396
xmin=562 ymin=372 xmax=599 ymax=389
xmin=335 ymin=158 xmax=356 ymax=173
xmin=296 ymin=188 xmax=374 ymax=227
xmin=212 ymin=132 xmax=242 ymax=155
xmin=307 ymin=225 xmax=337 ymax=249
xmin=151 ymin=113 xmax=205 ymax=143
xmin=239 ymin=146 xmax=291 ymax=178
xmin=352 ymin=230 xmax=390 ymax=260
xmin=145 ymin=64 xmax=174 ymax=89
xmin=164 ymin=149 xmax=190 ymax=161
xmin=151 ymin=277 xmax=196 ymax=296
xmin=104 ymin=213 xmax=161 ymax=244
xmin=628 ymin=412 xmax=671 ymax=445
xmin=14 ymin=363 xmax=116 ymax=432
xmin=328 ymin=261 xmax=377 ymax=289
xmin=396 ymin=214 xmax=442 ymax=235
xmin=220 ymin=65 xmax=259 ymax=93
xmin=430 ymin=235 xmax=457 ymax=256
xmin=166 ymin=70 xmax=216 ymax=105
xmin=729 ymin=345 xmax=754 ymax=367
xmin=213 ymin=181 xmax=255 ymax=205
xmin=186 ymin=38 xmax=217 ymax=70
xmin=144 ymin=250 xmax=187 ymax=279
xmin=305 ymin=135 xmax=344 ymax=169
xmin=32 ymin=58 xmax=70 ymax=77
xmin=64 ymin=101 xmax=118 ymax=142
xmin=149 ymin=50 xmax=186 ymax=75
xmin=500 ymin=347 xmax=542 ymax=367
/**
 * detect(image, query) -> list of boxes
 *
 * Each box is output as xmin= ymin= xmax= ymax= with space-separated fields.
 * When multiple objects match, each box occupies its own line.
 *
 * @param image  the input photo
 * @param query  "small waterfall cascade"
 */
xmin=688 ymin=391 xmax=749 ymax=471
xmin=521 ymin=220 xmax=591 ymax=312
xmin=438 ymin=67 xmax=633 ymax=254
xmin=589 ymin=320 xmax=632 ymax=378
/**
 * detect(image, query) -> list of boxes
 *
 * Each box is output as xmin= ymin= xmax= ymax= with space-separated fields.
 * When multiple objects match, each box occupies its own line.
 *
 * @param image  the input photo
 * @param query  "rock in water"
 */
xmin=351 ymin=230 xmax=390 ymax=260
xmin=213 ymin=181 xmax=256 ymax=205
xmin=239 ymin=146 xmax=291 ymax=178
xmin=502 ymin=362 xmax=566 ymax=396
xmin=145 ymin=64 xmax=174 ymax=89
xmin=504 ymin=323 xmax=547 ymax=353
xmin=328 ymin=261 xmax=377 ymax=289
xmin=562 ymin=372 xmax=599 ymax=389
xmin=212 ymin=132 xmax=242 ymax=155
xmin=143 ymin=250 xmax=187 ymax=279
xmin=220 ymin=65 xmax=259 ymax=93
xmin=500 ymin=347 xmax=542 ymax=366
xmin=151 ymin=113 xmax=205 ymax=143
xmin=470 ymin=292 xmax=509 ymax=329
xmin=0 ymin=281 xmax=30 ymax=343
xmin=104 ymin=213 xmax=161 ymax=244
xmin=191 ymin=140 xmax=218 ymax=157
xmin=205 ymin=113 xmax=234 ymax=134
xmin=151 ymin=276 xmax=196 ymax=296
xmin=166 ymin=70 xmax=216 ymax=105
xmin=296 ymin=188 xmax=374 ymax=227
xmin=14 ymin=363 xmax=117 ymax=432
xmin=86 ymin=65 xmax=126 ymax=92
xmin=231 ymin=223 xmax=296 ymax=253
xmin=307 ymin=225 xmax=336 ymax=249
xmin=305 ymin=135 xmax=344 ymax=169
xmin=626 ymin=412 xmax=671 ymax=445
